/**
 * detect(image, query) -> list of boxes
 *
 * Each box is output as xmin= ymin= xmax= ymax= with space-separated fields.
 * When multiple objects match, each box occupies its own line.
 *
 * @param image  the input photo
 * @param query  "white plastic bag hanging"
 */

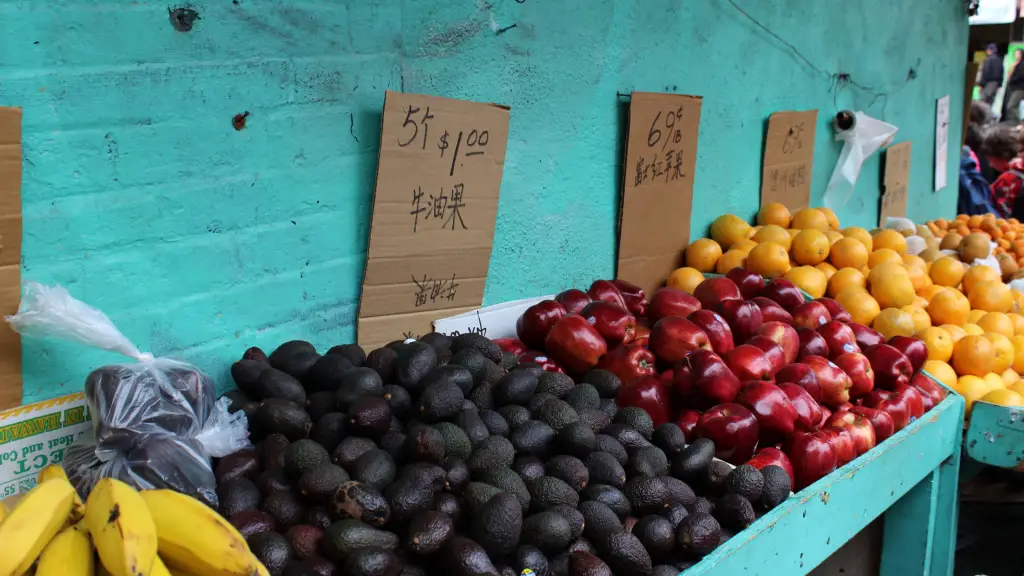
xmin=824 ymin=112 xmax=899 ymax=212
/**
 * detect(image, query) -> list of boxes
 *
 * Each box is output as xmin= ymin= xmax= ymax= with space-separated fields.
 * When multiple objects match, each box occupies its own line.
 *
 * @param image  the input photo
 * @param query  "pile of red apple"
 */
xmin=501 ymin=269 xmax=948 ymax=491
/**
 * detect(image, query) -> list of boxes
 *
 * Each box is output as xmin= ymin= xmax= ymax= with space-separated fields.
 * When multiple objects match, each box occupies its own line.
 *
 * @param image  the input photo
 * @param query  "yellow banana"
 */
xmin=36 ymin=527 xmax=94 ymax=576
xmin=140 ymin=489 xmax=265 ymax=576
xmin=150 ymin=557 xmax=172 ymax=576
xmin=0 ymin=477 xmax=77 ymax=576
xmin=38 ymin=465 xmax=86 ymax=523
xmin=86 ymin=478 xmax=158 ymax=576
xmin=0 ymin=500 xmax=8 ymax=524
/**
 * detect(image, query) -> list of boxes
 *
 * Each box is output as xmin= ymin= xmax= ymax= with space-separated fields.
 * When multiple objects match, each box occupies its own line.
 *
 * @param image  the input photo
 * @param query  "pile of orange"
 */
xmin=667 ymin=204 xmax=1024 ymax=418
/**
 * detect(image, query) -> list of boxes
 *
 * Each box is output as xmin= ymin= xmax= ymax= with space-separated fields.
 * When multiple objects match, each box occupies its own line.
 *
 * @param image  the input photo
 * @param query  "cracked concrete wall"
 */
xmin=0 ymin=0 xmax=966 ymax=403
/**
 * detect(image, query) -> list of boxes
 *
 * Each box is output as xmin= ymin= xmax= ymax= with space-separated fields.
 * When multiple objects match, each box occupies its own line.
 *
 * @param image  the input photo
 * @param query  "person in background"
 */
xmin=988 ymin=126 xmax=1024 ymax=217
xmin=980 ymin=43 xmax=1004 ymax=105
xmin=960 ymin=101 xmax=1000 ymax=216
xmin=981 ymin=124 xmax=1020 ymax=183
xmin=1004 ymin=49 xmax=1024 ymax=123
xmin=968 ymin=100 xmax=994 ymax=178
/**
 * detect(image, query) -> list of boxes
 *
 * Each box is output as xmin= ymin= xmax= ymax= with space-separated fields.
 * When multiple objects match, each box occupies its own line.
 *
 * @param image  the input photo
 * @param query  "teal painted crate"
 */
xmin=683 ymin=388 xmax=965 ymax=575
xmin=964 ymin=401 xmax=1024 ymax=471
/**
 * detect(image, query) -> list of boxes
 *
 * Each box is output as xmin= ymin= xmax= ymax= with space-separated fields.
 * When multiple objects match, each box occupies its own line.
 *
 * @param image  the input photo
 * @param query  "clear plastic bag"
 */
xmin=6 ymin=282 xmax=249 ymax=506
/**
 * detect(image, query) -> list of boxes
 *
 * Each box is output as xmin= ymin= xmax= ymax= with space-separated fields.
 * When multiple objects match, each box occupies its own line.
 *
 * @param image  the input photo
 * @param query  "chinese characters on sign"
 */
xmin=358 ymin=91 xmax=510 ymax=349
xmin=760 ymin=110 xmax=818 ymax=212
xmin=880 ymin=142 xmax=912 ymax=225
xmin=617 ymin=92 xmax=704 ymax=297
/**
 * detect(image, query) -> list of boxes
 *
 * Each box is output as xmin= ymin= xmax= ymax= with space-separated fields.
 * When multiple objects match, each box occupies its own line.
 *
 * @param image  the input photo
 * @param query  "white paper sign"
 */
xmin=0 ymin=393 xmax=91 ymax=499
xmin=432 ymin=296 xmax=554 ymax=340
xmin=935 ymin=95 xmax=950 ymax=191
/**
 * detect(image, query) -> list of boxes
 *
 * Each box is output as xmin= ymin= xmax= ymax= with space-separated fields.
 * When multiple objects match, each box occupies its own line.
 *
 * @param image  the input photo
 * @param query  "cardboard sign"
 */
xmin=880 ymin=142 xmax=912 ymax=225
xmin=0 ymin=392 xmax=91 ymax=499
xmin=432 ymin=295 xmax=553 ymax=340
xmin=0 ymin=109 xmax=22 ymax=410
xmin=358 ymin=91 xmax=510 ymax=349
xmin=761 ymin=110 xmax=818 ymax=211
xmin=617 ymin=92 xmax=703 ymax=297
xmin=935 ymin=95 xmax=950 ymax=191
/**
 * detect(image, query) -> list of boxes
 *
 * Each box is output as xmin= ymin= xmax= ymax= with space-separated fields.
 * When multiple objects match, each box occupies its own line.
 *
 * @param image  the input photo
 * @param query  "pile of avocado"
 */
xmin=217 ymin=333 xmax=792 ymax=576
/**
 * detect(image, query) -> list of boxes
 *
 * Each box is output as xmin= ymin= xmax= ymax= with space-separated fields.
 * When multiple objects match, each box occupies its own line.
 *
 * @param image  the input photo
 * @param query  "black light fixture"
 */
xmin=964 ymin=0 xmax=980 ymax=16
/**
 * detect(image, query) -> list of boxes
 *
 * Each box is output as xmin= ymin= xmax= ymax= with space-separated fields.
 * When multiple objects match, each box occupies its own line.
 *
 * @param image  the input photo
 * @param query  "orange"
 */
xmin=978 ymin=312 xmax=1015 ymax=338
xmin=791 ymin=229 xmax=830 ymax=265
xmin=902 ymin=305 xmax=931 ymax=332
xmin=731 ymin=239 xmax=759 ymax=254
xmin=927 ymin=289 xmax=971 ymax=325
xmin=791 ymin=208 xmax=829 ymax=231
xmin=984 ymin=372 xmax=1008 ymax=392
xmin=835 ymin=286 xmax=882 ymax=326
xmin=842 ymin=227 xmax=873 ymax=252
xmin=787 ymin=228 xmax=800 ymax=239
xmin=746 ymin=241 xmax=791 ymax=278
xmin=784 ymin=266 xmax=828 ymax=299
xmin=918 ymin=284 xmax=946 ymax=301
xmin=1011 ymin=313 xmax=1024 ymax=335
xmin=1012 ymin=380 xmax=1024 ymax=396
xmin=758 ymin=202 xmax=792 ymax=228
xmin=980 ymin=389 xmax=1024 ymax=407
xmin=923 ymin=360 xmax=957 ymax=389
xmin=964 ymin=323 xmax=985 ymax=335
xmin=868 ymin=248 xmax=903 ymax=268
xmin=902 ymin=254 xmax=929 ymax=291
xmin=1003 ymin=367 xmax=1020 ymax=385
xmin=716 ymin=249 xmax=748 ymax=274
xmin=872 ymin=229 xmax=908 ymax=254
xmin=941 ymin=324 xmax=968 ymax=342
xmin=829 ymin=237 xmax=869 ymax=269
xmin=709 ymin=214 xmax=751 ymax=250
xmin=1012 ymin=335 xmax=1024 ymax=372
xmin=954 ymin=375 xmax=990 ymax=415
xmin=825 ymin=230 xmax=844 ymax=246
xmin=968 ymin=309 xmax=987 ymax=324
xmin=962 ymin=265 xmax=1002 ymax=295
xmin=819 ymin=207 xmax=840 ymax=230
xmin=667 ymin=267 xmax=705 ymax=294
xmin=968 ymin=280 xmax=1013 ymax=313
xmin=952 ymin=335 xmax=995 ymax=377
xmin=685 ymin=238 xmax=723 ymax=273
xmin=869 ymin=263 xmax=915 ymax=309
xmin=816 ymin=262 xmax=837 ymax=281
xmin=827 ymin=267 xmax=867 ymax=297
xmin=986 ymin=332 xmax=1015 ymax=373
xmin=918 ymin=326 xmax=954 ymax=362
xmin=930 ymin=256 xmax=965 ymax=287
xmin=753 ymin=225 xmax=793 ymax=250
xmin=873 ymin=308 xmax=916 ymax=339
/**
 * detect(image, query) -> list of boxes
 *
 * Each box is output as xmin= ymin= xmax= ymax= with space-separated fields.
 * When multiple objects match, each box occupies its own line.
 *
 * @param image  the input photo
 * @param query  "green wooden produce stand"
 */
xmin=964 ymin=401 xmax=1024 ymax=471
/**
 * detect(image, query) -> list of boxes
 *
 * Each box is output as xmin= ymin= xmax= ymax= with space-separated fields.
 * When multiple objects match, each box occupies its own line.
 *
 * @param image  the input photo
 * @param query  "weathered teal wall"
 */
xmin=0 ymin=0 xmax=967 ymax=403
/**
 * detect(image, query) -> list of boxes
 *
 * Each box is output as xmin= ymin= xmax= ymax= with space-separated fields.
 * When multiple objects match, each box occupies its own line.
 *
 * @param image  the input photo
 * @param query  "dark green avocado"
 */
xmin=407 ymin=510 xmax=455 ymax=554
xmin=284 ymin=439 xmax=330 ymax=480
xmin=725 ymin=464 xmax=765 ymax=502
xmin=676 ymin=512 xmax=721 ymax=557
xmin=612 ymin=407 xmax=654 ymax=439
xmin=474 ymin=493 xmax=523 ymax=555
xmin=321 ymin=519 xmax=399 ymax=562
xmin=333 ymin=481 xmax=391 ymax=527
xmin=443 ymin=536 xmax=500 ymax=576
xmin=759 ymin=465 xmax=792 ymax=511
xmin=522 ymin=511 xmax=572 ymax=554
xmin=342 ymin=547 xmax=401 ymax=576
xmin=298 ymin=463 xmax=349 ymax=502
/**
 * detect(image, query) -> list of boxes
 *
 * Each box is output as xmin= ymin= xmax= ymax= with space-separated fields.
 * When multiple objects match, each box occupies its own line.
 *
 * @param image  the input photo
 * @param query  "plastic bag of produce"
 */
xmin=6 ymin=282 xmax=249 ymax=506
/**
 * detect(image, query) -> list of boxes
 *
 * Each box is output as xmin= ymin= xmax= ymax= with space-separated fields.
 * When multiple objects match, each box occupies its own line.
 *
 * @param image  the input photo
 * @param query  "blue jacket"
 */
xmin=959 ymin=147 xmax=999 ymax=216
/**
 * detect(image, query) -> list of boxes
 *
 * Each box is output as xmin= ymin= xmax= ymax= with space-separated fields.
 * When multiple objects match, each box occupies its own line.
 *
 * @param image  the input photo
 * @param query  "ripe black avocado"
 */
xmin=474 ymin=493 xmax=523 ymax=555
xmin=407 ymin=510 xmax=455 ymax=554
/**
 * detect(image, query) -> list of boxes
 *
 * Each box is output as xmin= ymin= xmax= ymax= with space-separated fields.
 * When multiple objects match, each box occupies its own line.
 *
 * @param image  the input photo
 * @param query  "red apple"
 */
xmin=836 ymin=402 xmax=854 ymax=413
xmin=694 ymin=373 xmax=743 ymax=407
xmin=761 ymin=279 xmax=806 ymax=310
xmin=848 ymin=322 xmax=885 ymax=350
xmin=555 ymin=289 xmax=591 ymax=315
xmin=675 ymin=409 xmax=703 ymax=442
xmin=697 ymin=403 xmax=760 ymax=464
xmin=726 ymin=267 xmax=766 ymax=300
xmin=493 ymin=338 xmax=528 ymax=358
xmin=785 ymin=431 xmax=837 ymax=489
xmin=834 ymin=352 xmax=875 ymax=399
xmin=779 ymin=382 xmax=823 ymax=431
xmin=672 ymin=349 xmax=730 ymax=399
xmin=747 ymin=447 xmax=796 ymax=486
xmin=826 ymin=412 xmax=876 ymax=456
xmin=617 ymin=376 xmax=671 ymax=427
xmin=861 ymin=390 xmax=910 ymax=431
xmin=823 ymin=427 xmax=857 ymax=466
xmin=818 ymin=406 xmax=832 ymax=427
xmin=862 ymin=344 xmax=913 ymax=390
xmin=633 ymin=324 xmax=651 ymax=347
xmin=718 ymin=299 xmax=764 ymax=344
xmin=517 ymin=300 xmax=567 ymax=350
xmin=816 ymin=298 xmax=852 ymax=323
xmin=759 ymin=321 xmax=800 ymax=364
xmin=587 ymin=280 xmax=628 ymax=310
xmin=746 ymin=336 xmax=786 ymax=375
xmin=803 ymin=356 xmax=853 ymax=408
xmin=850 ymin=406 xmax=896 ymax=442
xmin=886 ymin=336 xmax=928 ymax=373
xmin=647 ymin=288 xmax=703 ymax=325
xmin=688 ymin=309 xmax=735 ymax=356
xmin=893 ymin=384 xmax=925 ymax=422
xmin=737 ymin=381 xmax=798 ymax=443
xmin=791 ymin=301 xmax=833 ymax=330
xmin=752 ymin=297 xmax=795 ymax=324
xmin=776 ymin=363 xmax=823 ymax=402
xmin=518 ymin=351 xmax=565 ymax=373
xmin=693 ymin=277 xmax=742 ymax=311
xmin=610 ymin=279 xmax=648 ymax=317
xmin=725 ymin=344 xmax=774 ymax=382
xmin=597 ymin=345 xmax=656 ymax=384
xmin=581 ymin=301 xmax=637 ymax=347
xmin=797 ymin=328 xmax=830 ymax=360
xmin=910 ymin=372 xmax=947 ymax=412
xmin=816 ymin=321 xmax=861 ymax=359
xmin=649 ymin=317 xmax=711 ymax=363
xmin=544 ymin=314 xmax=608 ymax=374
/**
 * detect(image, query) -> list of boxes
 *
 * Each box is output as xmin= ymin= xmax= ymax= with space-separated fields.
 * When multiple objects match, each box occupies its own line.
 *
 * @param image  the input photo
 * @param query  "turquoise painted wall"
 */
xmin=0 ymin=0 xmax=967 ymax=403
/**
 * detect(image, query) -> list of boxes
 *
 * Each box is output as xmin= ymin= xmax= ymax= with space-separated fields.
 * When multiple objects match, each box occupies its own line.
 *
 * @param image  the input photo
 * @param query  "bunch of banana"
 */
xmin=0 ymin=467 xmax=268 ymax=576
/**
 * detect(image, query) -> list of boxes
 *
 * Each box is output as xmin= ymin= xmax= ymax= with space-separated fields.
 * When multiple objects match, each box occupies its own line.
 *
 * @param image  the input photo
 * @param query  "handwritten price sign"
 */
xmin=358 ymin=91 xmax=510 ymax=349
xmin=760 ymin=110 xmax=818 ymax=211
xmin=880 ymin=142 xmax=912 ymax=225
